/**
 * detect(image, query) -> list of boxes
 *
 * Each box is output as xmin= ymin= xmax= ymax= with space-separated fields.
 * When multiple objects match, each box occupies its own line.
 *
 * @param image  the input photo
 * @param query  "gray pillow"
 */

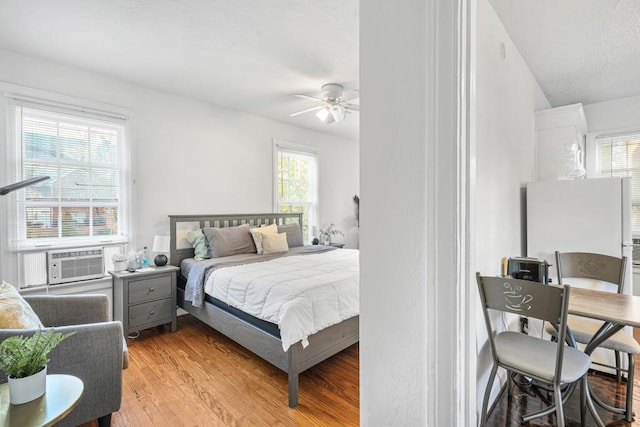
xmin=202 ymin=224 xmax=255 ymax=257
xmin=277 ymin=223 xmax=304 ymax=247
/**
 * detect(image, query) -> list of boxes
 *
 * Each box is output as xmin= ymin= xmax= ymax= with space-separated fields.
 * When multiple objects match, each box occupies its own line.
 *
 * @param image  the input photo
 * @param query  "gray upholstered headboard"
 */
xmin=168 ymin=213 xmax=303 ymax=268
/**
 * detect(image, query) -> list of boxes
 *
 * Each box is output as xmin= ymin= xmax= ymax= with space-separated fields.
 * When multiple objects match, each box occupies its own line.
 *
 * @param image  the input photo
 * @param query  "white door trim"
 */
xmin=359 ymin=0 xmax=475 ymax=424
xmin=425 ymin=0 xmax=475 ymax=425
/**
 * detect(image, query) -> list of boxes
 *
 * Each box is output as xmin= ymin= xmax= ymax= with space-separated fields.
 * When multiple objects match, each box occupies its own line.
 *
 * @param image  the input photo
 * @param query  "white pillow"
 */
xmin=262 ymin=232 xmax=289 ymax=254
xmin=250 ymin=223 xmax=278 ymax=255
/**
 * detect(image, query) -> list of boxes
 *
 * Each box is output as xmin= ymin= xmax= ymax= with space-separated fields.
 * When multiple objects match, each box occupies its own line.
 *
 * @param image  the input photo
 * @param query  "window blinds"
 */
xmin=9 ymin=101 xmax=129 ymax=250
xmin=595 ymin=133 xmax=640 ymax=232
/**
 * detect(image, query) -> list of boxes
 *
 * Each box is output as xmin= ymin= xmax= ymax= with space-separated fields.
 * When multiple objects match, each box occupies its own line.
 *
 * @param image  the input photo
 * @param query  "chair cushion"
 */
xmin=0 ymin=281 xmax=43 ymax=329
xmin=545 ymin=316 xmax=640 ymax=354
xmin=495 ymin=331 xmax=591 ymax=383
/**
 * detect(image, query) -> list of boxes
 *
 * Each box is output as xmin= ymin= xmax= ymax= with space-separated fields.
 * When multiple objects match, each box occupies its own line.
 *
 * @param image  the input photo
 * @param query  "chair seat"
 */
xmin=496 ymin=331 xmax=591 ymax=383
xmin=545 ymin=316 xmax=640 ymax=354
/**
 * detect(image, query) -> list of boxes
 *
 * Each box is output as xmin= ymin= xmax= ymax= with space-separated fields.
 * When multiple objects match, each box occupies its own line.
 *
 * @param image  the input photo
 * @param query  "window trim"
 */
xmin=586 ymin=128 xmax=640 ymax=236
xmin=272 ymin=138 xmax=318 ymax=242
xmin=585 ymin=128 xmax=640 ymax=177
xmin=1 ymin=82 xmax=134 ymax=252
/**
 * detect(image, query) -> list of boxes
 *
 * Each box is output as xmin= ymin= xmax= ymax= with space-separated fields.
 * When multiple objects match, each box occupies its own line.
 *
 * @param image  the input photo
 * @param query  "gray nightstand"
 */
xmin=110 ymin=265 xmax=179 ymax=336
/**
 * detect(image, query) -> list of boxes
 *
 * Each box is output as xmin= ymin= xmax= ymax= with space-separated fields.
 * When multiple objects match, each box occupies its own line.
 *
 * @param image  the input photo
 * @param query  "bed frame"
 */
xmin=168 ymin=213 xmax=359 ymax=408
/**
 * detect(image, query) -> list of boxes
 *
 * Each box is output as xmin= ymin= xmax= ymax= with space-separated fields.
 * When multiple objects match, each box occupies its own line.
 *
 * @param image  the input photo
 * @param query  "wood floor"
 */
xmin=80 ymin=316 xmax=640 ymax=427
xmin=82 ymin=315 xmax=359 ymax=427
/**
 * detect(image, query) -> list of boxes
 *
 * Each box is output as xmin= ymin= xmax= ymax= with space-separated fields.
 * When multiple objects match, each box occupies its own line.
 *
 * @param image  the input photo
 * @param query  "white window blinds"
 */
xmin=593 ymin=133 xmax=640 ymax=233
xmin=7 ymin=100 xmax=130 ymax=250
xmin=274 ymin=141 xmax=318 ymax=242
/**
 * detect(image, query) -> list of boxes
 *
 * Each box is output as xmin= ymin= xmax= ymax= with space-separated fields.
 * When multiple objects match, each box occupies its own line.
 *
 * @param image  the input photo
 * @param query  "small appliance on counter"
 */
xmin=504 ymin=256 xmax=549 ymax=284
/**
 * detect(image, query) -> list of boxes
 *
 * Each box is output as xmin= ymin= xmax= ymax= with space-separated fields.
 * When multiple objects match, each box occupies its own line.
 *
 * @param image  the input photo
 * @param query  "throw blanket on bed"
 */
xmin=204 ymin=249 xmax=359 ymax=351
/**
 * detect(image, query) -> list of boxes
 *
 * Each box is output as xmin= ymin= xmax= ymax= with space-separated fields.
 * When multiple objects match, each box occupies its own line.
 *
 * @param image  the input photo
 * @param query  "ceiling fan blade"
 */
xmin=289 ymin=105 xmax=324 ymax=117
xmin=294 ymin=94 xmax=324 ymax=102
xmin=344 ymin=103 xmax=360 ymax=111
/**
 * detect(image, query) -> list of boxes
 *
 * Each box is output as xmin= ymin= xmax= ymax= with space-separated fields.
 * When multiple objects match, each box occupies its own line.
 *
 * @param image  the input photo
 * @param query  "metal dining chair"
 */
xmin=545 ymin=251 xmax=639 ymax=422
xmin=477 ymin=273 xmax=591 ymax=427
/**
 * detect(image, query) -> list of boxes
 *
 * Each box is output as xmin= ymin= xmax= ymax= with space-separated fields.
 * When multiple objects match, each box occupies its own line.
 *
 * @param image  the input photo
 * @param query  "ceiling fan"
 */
xmin=290 ymin=83 xmax=359 ymax=124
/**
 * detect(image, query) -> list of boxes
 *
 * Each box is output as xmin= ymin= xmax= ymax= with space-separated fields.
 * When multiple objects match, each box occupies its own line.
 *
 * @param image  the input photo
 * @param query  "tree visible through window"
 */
xmin=274 ymin=142 xmax=318 ymax=242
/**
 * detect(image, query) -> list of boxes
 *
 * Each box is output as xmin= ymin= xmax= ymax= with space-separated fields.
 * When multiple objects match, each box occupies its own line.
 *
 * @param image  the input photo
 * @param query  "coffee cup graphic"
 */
xmin=505 ymin=294 xmax=533 ymax=309
xmin=503 ymin=282 xmax=533 ymax=311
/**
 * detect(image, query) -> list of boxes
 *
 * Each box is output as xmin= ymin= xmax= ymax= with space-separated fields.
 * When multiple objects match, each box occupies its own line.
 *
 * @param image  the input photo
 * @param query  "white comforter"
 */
xmin=204 ymin=249 xmax=359 ymax=351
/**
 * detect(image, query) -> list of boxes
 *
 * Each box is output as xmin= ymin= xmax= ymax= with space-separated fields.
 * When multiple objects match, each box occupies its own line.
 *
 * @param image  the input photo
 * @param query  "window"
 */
xmin=273 ymin=140 xmax=318 ymax=242
xmin=5 ymin=96 xmax=131 ymax=251
xmin=588 ymin=132 xmax=640 ymax=234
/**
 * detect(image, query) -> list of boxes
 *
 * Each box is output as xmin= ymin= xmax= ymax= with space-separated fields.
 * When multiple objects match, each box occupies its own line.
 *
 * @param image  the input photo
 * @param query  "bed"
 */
xmin=168 ymin=213 xmax=359 ymax=408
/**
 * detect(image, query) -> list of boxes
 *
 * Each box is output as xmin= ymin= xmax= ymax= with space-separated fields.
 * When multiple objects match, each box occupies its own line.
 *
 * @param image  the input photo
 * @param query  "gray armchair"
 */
xmin=0 ymin=294 xmax=126 ymax=427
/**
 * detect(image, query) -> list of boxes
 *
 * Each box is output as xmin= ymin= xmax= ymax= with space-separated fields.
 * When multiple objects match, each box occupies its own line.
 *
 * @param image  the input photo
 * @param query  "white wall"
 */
xmin=0 ymin=49 xmax=359 ymax=283
xmin=361 ymin=0 xmax=476 ymax=424
xmin=475 ymin=0 xmax=551 ymax=415
xmin=584 ymin=94 xmax=640 ymax=133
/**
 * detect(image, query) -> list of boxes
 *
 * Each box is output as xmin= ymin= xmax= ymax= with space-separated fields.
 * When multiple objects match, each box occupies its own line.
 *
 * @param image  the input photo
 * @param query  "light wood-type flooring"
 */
xmin=82 ymin=314 xmax=359 ymax=427
xmin=80 ymin=316 xmax=640 ymax=426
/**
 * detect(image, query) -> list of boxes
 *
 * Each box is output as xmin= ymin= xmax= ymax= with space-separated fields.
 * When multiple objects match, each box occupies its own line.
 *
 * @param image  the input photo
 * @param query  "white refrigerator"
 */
xmin=526 ymin=176 xmax=633 ymax=293
xmin=526 ymin=177 xmax=633 ymax=373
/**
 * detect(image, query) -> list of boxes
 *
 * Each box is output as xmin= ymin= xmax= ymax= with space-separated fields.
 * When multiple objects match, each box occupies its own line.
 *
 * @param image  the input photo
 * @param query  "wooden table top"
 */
xmin=568 ymin=286 xmax=640 ymax=328
xmin=0 ymin=374 xmax=83 ymax=427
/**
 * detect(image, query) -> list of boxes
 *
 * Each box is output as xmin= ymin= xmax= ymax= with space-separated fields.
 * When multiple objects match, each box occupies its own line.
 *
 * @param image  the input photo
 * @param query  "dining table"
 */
xmin=567 ymin=286 xmax=640 ymax=426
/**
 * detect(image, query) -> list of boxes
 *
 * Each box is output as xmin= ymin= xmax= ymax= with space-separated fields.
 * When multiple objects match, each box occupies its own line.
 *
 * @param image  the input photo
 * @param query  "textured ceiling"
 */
xmin=489 ymin=0 xmax=640 ymax=107
xmin=2 ymin=1 xmax=638 ymax=139
xmin=0 ymin=0 xmax=359 ymax=140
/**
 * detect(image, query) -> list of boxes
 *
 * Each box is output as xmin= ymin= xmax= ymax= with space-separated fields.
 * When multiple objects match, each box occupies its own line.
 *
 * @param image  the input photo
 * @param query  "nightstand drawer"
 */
xmin=111 ymin=265 xmax=178 ymax=336
xmin=128 ymin=275 xmax=172 ymax=304
xmin=128 ymin=298 xmax=172 ymax=329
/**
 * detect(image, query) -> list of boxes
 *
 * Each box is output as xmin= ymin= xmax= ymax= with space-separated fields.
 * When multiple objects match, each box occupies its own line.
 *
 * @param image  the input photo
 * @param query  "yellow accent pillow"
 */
xmin=250 ymin=223 xmax=278 ymax=255
xmin=0 ymin=281 xmax=43 ymax=329
xmin=262 ymin=232 xmax=289 ymax=255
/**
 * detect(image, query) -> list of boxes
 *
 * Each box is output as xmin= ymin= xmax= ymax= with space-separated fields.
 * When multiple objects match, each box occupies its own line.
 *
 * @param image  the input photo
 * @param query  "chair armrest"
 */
xmin=24 ymin=295 xmax=110 ymax=326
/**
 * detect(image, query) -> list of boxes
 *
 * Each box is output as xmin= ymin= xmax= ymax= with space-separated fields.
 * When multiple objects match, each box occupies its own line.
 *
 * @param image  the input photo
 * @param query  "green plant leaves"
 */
xmin=0 ymin=329 xmax=74 ymax=378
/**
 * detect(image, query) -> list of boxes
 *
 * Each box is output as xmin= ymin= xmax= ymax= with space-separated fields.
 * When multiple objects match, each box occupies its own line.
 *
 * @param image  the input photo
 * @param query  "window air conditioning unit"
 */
xmin=47 ymin=247 xmax=105 ymax=285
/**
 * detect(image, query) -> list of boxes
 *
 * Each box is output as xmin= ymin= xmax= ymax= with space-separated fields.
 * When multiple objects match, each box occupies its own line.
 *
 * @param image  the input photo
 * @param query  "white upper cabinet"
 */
xmin=535 ymin=103 xmax=589 ymax=181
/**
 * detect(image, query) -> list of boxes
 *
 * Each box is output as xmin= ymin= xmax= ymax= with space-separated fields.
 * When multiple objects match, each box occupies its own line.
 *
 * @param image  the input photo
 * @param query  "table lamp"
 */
xmin=152 ymin=235 xmax=170 ymax=266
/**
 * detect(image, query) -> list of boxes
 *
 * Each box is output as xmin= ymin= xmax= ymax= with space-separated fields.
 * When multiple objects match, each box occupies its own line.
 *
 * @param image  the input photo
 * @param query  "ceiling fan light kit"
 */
xmin=291 ymin=83 xmax=359 ymax=124
xmin=316 ymin=104 xmax=346 ymax=124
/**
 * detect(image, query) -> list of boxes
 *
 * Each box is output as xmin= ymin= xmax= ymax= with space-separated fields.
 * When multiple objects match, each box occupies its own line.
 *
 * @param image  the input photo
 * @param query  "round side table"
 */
xmin=0 ymin=374 xmax=84 ymax=427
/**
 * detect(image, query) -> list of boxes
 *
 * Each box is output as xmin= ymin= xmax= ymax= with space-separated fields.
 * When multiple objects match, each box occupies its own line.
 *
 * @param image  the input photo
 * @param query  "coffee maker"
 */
xmin=506 ymin=257 xmax=549 ymax=284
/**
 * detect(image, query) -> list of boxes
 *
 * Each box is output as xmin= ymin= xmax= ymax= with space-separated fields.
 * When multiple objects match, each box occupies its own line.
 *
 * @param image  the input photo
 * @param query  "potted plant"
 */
xmin=112 ymin=253 xmax=128 ymax=272
xmin=319 ymin=223 xmax=344 ymax=245
xmin=0 ymin=329 xmax=73 ymax=404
